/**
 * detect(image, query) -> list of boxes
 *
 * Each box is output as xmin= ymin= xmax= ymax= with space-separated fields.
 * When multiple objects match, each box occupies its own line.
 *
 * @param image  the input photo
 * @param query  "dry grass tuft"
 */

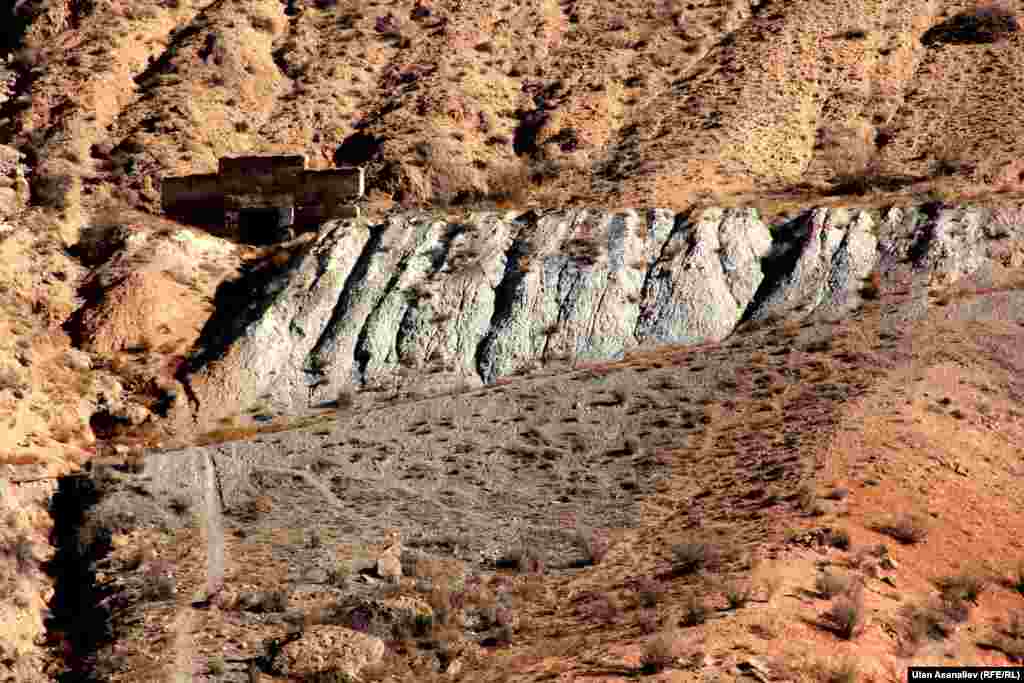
xmin=935 ymin=569 xmax=988 ymax=605
xmin=671 ymin=540 xmax=720 ymax=575
xmin=872 ymin=513 xmax=929 ymax=545
xmin=820 ymin=582 xmax=865 ymax=639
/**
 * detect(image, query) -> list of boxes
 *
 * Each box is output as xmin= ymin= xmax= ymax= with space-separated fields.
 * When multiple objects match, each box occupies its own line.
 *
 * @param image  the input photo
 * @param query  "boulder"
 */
xmin=376 ymin=543 xmax=402 ymax=582
xmin=270 ymin=626 xmax=384 ymax=679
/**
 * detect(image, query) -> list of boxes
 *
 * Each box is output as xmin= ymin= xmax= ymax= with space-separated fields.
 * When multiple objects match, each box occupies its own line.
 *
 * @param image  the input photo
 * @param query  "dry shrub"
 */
xmin=250 ymin=12 xmax=281 ymax=32
xmin=820 ymin=583 xmax=864 ymax=639
xmin=679 ymin=592 xmax=708 ymax=627
xmin=33 ymin=173 xmax=78 ymax=209
xmin=935 ymin=569 xmax=987 ymax=605
xmin=488 ymin=162 xmax=531 ymax=206
xmin=424 ymin=139 xmax=480 ymax=207
xmin=821 ymin=124 xmax=883 ymax=196
xmin=6 ymin=534 xmax=36 ymax=574
xmin=1004 ymin=560 xmax=1024 ymax=596
xmin=900 ymin=603 xmax=955 ymax=654
xmin=636 ymin=577 xmax=665 ymax=608
xmin=141 ymin=561 xmax=177 ymax=601
xmin=829 ymin=528 xmax=851 ymax=550
xmin=873 ymin=513 xmax=928 ymax=545
xmin=722 ymin=577 xmax=753 ymax=609
xmin=671 ymin=540 xmax=722 ymax=575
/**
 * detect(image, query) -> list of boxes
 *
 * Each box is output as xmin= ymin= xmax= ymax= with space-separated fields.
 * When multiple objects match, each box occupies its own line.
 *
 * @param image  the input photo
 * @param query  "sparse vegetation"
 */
xmin=636 ymin=577 xmax=665 ymax=608
xmin=679 ymin=593 xmax=708 ymax=627
xmin=873 ymin=514 xmax=929 ymax=545
xmin=1006 ymin=561 xmax=1024 ymax=596
xmin=821 ymin=124 xmax=884 ymax=196
xmin=141 ymin=561 xmax=177 ymax=602
xmin=935 ymin=569 xmax=987 ymax=605
xmin=671 ymin=540 xmax=718 ymax=575
xmin=722 ymin=578 xmax=753 ymax=609
xmin=829 ymin=528 xmax=851 ymax=550
xmin=820 ymin=583 xmax=865 ymax=639
xmin=168 ymin=494 xmax=191 ymax=516
xmin=6 ymin=534 xmax=36 ymax=574
xmin=306 ymin=669 xmax=358 ymax=683
xmin=900 ymin=603 xmax=955 ymax=653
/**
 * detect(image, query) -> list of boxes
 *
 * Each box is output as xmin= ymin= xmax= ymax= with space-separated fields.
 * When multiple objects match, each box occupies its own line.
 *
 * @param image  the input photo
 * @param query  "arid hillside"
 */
xmin=3 ymin=1 xmax=1024 ymax=683
xmin=3 ymin=0 xmax=1024 ymax=218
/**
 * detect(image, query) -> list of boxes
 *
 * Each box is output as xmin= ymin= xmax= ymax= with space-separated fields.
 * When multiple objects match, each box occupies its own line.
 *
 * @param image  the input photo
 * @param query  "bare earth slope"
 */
xmin=44 ymin=271 xmax=1024 ymax=683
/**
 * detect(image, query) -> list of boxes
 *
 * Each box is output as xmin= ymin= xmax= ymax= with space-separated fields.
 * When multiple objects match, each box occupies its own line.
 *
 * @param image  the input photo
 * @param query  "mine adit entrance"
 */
xmin=236 ymin=206 xmax=296 ymax=245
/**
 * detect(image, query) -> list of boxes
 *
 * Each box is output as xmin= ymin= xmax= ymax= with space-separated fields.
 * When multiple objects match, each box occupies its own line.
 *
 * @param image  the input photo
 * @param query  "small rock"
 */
xmin=0 ymin=187 xmax=19 ymax=215
xmin=117 ymin=403 xmax=151 ymax=426
xmin=64 ymin=349 xmax=93 ymax=372
xmin=879 ymin=556 xmax=898 ymax=570
xmin=376 ymin=533 xmax=402 ymax=581
xmin=273 ymin=626 xmax=385 ymax=680
xmin=446 ymin=658 xmax=463 ymax=677
xmin=882 ymin=576 xmax=897 ymax=587
xmin=737 ymin=658 xmax=772 ymax=683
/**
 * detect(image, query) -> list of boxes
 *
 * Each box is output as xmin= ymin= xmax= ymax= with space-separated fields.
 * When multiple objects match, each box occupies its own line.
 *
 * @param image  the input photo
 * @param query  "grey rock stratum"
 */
xmin=173 ymin=204 xmax=1024 ymax=430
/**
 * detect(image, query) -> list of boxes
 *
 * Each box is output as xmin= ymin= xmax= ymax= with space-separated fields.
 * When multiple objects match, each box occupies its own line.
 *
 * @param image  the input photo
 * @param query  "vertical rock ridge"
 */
xmin=174 ymin=204 xmax=1024 ymax=430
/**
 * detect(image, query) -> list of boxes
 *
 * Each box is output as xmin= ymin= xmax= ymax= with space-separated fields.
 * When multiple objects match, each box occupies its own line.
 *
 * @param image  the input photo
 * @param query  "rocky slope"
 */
xmin=168 ymin=203 xmax=1024 ymax=433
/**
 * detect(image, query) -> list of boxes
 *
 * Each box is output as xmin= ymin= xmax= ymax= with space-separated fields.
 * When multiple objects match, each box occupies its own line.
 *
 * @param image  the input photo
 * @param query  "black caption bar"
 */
xmin=910 ymin=668 xmax=1024 ymax=681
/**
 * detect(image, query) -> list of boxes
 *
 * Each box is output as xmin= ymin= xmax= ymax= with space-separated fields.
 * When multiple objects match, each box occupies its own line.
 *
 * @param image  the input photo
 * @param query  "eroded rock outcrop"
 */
xmin=175 ymin=204 xmax=1024 ymax=429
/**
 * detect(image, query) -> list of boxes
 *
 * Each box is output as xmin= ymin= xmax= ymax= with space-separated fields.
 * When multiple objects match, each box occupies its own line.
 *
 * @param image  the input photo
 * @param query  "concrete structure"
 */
xmin=161 ymin=154 xmax=364 ymax=244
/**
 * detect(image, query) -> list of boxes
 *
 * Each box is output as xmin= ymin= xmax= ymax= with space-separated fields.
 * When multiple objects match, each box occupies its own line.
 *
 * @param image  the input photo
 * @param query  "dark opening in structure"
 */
xmin=237 ymin=207 xmax=295 ymax=245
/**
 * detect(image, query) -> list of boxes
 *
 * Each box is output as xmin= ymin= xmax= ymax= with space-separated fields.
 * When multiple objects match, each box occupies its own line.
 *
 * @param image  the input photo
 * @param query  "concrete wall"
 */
xmin=301 ymin=168 xmax=365 ymax=199
xmin=162 ymin=156 xmax=365 ymax=231
xmin=218 ymin=154 xmax=307 ymax=177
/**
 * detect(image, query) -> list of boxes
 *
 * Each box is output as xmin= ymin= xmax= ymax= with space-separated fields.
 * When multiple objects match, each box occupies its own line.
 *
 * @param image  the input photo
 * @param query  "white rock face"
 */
xmin=177 ymin=204 xmax=1024 ymax=428
xmin=746 ymin=208 xmax=879 ymax=323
